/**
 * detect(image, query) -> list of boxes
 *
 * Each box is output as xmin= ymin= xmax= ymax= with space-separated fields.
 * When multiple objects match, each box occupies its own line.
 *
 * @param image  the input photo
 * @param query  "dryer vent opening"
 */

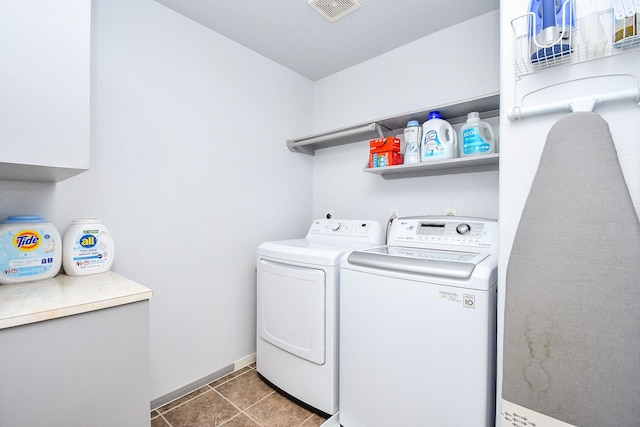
xmin=307 ymin=0 xmax=362 ymax=22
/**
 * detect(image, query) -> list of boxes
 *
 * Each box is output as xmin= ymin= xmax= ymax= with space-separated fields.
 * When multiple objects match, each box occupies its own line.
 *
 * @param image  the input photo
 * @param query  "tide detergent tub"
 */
xmin=0 ymin=216 xmax=62 ymax=284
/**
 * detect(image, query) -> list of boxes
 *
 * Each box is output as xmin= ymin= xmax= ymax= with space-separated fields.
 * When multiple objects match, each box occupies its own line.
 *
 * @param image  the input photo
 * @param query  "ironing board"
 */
xmin=502 ymin=112 xmax=640 ymax=426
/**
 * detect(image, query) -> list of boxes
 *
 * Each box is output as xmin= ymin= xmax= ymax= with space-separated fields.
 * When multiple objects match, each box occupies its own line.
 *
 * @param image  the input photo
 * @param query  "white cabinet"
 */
xmin=0 ymin=302 xmax=151 ymax=427
xmin=287 ymin=93 xmax=500 ymax=179
xmin=0 ymin=0 xmax=91 ymax=182
xmin=0 ymin=272 xmax=152 ymax=427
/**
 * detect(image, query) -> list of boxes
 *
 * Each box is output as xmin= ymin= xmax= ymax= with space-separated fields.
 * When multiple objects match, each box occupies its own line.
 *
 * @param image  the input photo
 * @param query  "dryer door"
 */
xmin=257 ymin=259 xmax=326 ymax=364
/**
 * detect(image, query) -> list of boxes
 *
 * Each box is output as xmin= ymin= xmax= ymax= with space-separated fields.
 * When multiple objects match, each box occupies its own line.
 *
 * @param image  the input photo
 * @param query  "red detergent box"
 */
xmin=369 ymin=151 xmax=404 ymax=168
xmin=370 ymin=137 xmax=401 ymax=153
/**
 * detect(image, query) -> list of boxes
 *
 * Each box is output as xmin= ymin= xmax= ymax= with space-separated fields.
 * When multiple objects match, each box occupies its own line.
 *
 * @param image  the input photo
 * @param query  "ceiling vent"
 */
xmin=307 ymin=0 xmax=362 ymax=23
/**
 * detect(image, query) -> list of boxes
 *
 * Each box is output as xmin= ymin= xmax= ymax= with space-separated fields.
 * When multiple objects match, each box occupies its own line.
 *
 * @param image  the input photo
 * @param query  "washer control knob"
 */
xmin=456 ymin=223 xmax=471 ymax=235
xmin=330 ymin=221 xmax=342 ymax=231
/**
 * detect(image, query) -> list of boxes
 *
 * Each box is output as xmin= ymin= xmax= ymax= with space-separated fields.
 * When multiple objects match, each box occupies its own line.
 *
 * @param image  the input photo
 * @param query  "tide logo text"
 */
xmin=14 ymin=231 xmax=42 ymax=251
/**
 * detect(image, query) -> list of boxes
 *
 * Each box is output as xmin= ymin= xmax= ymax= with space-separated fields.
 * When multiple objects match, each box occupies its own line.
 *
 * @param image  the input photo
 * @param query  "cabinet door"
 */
xmin=0 ymin=301 xmax=151 ymax=427
xmin=0 ymin=0 xmax=90 ymax=182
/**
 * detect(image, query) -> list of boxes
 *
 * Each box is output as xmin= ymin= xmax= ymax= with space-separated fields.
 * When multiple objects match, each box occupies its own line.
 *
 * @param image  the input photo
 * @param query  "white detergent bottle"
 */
xmin=403 ymin=120 xmax=421 ymax=164
xmin=460 ymin=112 xmax=496 ymax=157
xmin=420 ymin=111 xmax=457 ymax=162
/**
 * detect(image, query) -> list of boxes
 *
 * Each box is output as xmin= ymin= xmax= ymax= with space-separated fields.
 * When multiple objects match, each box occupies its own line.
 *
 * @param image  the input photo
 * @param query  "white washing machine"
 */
xmin=339 ymin=216 xmax=498 ymax=427
xmin=256 ymin=219 xmax=384 ymax=415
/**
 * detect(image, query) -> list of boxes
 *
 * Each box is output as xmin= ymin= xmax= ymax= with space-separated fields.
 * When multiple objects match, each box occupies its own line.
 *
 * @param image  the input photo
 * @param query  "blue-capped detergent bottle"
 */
xmin=460 ymin=112 xmax=496 ymax=157
xmin=420 ymin=111 xmax=457 ymax=161
xmin=63 ymin=218 xmax=115 ymax=276
xmin=0 ymin=215 xmax=62 ymax=284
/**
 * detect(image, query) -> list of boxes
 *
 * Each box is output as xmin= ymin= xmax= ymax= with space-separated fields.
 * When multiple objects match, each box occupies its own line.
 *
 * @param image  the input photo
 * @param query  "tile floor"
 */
xmin=151 ymin=364 xmax=329 ymax=427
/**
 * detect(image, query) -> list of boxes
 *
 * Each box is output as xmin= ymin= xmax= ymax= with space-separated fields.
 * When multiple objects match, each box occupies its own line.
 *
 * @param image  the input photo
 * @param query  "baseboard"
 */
xmin=150 ymin=364 xmax=234 ymax=410
xmin=321 ymin=412 xmax=340 ymax=427
xmin=234 ymin=353 xmax=256 ymax=370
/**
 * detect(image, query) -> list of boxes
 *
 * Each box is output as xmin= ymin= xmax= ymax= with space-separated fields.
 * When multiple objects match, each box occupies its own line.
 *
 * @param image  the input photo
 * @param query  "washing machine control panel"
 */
xmin=389 ymin=217 xmax=497 ymax=249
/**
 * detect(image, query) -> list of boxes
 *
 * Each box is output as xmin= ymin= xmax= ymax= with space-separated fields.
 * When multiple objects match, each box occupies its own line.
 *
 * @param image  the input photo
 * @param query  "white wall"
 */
xmin=498 ymin=0 xmax=640 ymax=424
xmin=311 ymin=11 xmax=501 ymax=226
xmin=0 ymin=0 xmax=314 ymax=402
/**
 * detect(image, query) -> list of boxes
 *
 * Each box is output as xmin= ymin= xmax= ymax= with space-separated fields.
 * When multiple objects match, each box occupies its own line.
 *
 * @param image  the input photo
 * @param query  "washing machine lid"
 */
xmin=346 ymin=246 xmax=490 ymax=280
xmin=258 ymin=238 xmax=375 ymax=266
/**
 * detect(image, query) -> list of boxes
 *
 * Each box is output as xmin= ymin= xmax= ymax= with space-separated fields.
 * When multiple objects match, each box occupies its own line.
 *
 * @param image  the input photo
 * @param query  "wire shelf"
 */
xmin=512 ymin=0 xmax=640 ymax=77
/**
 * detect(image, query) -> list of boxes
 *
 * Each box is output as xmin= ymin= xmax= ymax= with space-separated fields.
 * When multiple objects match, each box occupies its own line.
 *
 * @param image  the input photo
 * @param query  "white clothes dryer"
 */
xmin=339 ymin=216 xmax=498 ymax=427
xmin=256 ymin=219 xmax=384 ymax=415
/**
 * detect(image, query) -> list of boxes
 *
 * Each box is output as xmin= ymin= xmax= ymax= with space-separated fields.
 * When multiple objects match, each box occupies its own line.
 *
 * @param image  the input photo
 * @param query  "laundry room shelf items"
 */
xmin=286 ymin=93 xmax=500 ymax=178
xmin=511 ymin=1 xmax=640 ymax=77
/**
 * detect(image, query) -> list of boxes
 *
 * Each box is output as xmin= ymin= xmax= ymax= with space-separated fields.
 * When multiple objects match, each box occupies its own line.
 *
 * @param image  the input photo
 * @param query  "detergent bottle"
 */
xmin=0 ymin=215 xmax=62 ymax=284
xmin=420 ymin=112 xmax=457 ymax=161
xmin=460 ymin=112 xmax=496 ymax=157
xmin=403 ymin=120 xmax=421 ymax=165
xmin=62 ymin=218 xmax=115 ymax=276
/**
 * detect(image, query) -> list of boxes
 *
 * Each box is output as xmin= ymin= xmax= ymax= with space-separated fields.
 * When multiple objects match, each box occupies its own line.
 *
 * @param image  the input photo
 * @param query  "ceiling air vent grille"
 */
xmin=308 ymin=0 xmax=362 ymax=23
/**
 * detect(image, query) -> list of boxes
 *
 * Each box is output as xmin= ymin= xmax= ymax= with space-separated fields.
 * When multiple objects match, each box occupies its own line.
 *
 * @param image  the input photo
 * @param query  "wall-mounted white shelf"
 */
xmin=364 ymin=153 xmax=499 ymax=179
xmin=287 ymin=93 xmax=500 ymax=155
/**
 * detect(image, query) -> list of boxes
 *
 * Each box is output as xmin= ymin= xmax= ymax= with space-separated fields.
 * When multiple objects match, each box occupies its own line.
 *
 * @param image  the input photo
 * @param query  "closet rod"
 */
xmin=508 ymin=87 xmax=640 ymax=120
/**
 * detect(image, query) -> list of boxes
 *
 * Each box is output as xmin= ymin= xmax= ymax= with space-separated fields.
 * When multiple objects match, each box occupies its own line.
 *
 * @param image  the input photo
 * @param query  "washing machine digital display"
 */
xmin=417 ymin=222 xmax=446 ymax=235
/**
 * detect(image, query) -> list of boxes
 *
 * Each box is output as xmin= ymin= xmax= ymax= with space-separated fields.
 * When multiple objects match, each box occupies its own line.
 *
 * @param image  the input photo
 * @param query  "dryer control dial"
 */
xmin=330 ymin=221 xmax=342 ymax=231
xmin=456 ymin=223 xmax=471 ymax=235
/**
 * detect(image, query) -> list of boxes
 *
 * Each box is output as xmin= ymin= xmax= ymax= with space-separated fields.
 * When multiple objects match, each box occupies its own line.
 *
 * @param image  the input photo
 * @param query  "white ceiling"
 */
xmin=153 ymin=0 xmax=499 ymax=81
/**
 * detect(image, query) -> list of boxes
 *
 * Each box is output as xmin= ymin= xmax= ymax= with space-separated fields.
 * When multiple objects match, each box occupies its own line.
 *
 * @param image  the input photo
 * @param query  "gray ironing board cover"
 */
xmin=502 ymin=112 xmax=640 ymax=426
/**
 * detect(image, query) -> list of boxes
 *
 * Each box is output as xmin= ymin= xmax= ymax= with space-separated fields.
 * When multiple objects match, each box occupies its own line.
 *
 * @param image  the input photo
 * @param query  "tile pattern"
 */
xmin=151 ymin=365 xmax=328 ymax=427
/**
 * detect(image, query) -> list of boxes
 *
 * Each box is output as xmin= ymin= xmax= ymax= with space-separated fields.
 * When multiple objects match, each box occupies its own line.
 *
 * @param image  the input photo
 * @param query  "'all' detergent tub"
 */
xmin=63 ymin=218 xmax=115 ymax=276
xmin=0 ymin=215 xmax=62 ymax=284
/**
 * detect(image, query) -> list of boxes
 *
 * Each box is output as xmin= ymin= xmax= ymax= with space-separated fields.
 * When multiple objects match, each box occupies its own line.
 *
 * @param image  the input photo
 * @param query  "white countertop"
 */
xmin=0 ymin=271 xmax=152 ymax=329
